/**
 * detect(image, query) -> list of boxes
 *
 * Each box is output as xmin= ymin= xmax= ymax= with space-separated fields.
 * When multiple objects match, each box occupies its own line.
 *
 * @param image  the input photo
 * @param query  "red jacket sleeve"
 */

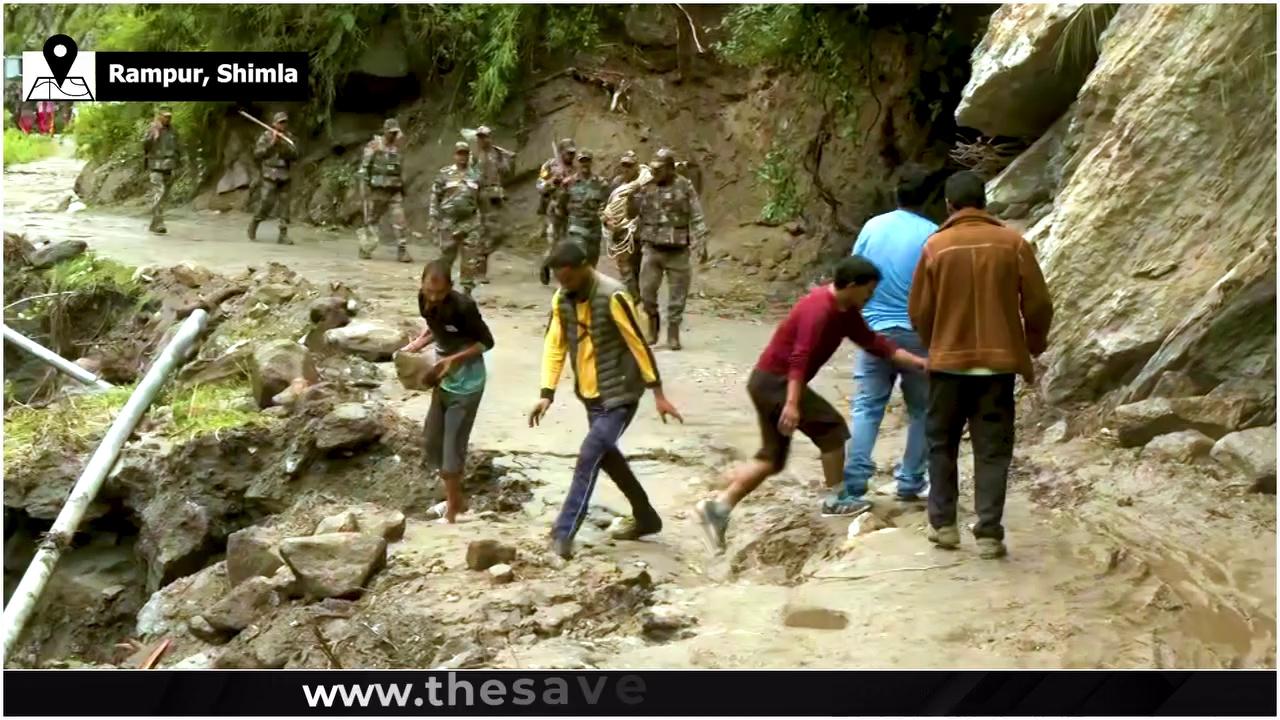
xmin=846 ymin=310 xmax=899 ymax=359
xmin=787 ymin=301 xmax=823 ymax=382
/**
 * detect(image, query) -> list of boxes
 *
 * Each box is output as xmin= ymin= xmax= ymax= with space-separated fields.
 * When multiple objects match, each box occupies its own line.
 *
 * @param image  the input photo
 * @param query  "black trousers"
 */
xmin=926 ymin=373 xmax=1016 ymax=540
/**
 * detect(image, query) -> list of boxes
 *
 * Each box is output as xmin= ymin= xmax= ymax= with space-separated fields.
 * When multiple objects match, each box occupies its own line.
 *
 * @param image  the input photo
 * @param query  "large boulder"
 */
xmin=1111 ymin=395 xmax=1268 ymax=448
xmin=956 ymin=3 xmax=1101 ymax=138
xmin=24 ymin=238 xmax=87 ymax=269
xmin=1141 ymin=430 xmax=1215 ymax=464
xmin=1027 ymin=4 xmax=1277 ymax=404
xmin=987 ymin=112 xmax=1070 ymax=224
xmin=225 ymin=526 xmax=284 ymax=587
xmin=1211 ymin=428 xmax=1277 ymax=493
xmin=324 ymin=321 xmax=412 ymax=362
xmin=314 ymin=402 xmax=384 ymax=452
xmin=136 ymin=497 xmax=214 ymax=592
xmin=393 ymin=349 xmax=441 ymax=391
xmin=249 ymin=340 xmax=320 ymax=409
xmin=278 ymin=533 xmax=387 ymax=599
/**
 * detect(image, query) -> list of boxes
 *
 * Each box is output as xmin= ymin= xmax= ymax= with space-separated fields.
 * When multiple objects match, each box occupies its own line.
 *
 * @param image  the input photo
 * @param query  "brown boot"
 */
xmin=646 ymin=312 xmax=660 ymax=346
xmin=277 ymin=227 xmax=293 ymax=245
xmin=667 ymin=321 xmax=682 ymax=351
xmin=248 ymin=219 xmax=259 ymax=241
xmin=397 ymin=246 xmax=413 ymax=263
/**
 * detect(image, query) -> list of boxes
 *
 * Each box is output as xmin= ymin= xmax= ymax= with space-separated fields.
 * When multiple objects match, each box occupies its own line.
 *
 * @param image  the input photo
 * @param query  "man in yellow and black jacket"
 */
xmin=529 ymin=242 xmax=685 ymax=559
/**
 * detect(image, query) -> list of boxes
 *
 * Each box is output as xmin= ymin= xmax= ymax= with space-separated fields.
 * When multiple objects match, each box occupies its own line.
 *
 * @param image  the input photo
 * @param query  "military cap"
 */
xmin=576 ymin=149 xmax=593 ymax=161
xmin=454 ymin=141 xmax=471 ymax=152
xmin=653 ymin=147 xmax=677 ymax=165
xmin=619 ymin=151 xmax=638 ymax=165
xmin=476 ymin=125 xmax=492 ymax=136
xmin=272 ymin=111 xmax=289 ymax=123
xmin=383 ymin=118 xmax=401 ymax=133
xmin=157 ymin=105 xmax=173 ymax=116
xmin=557 ymin=137 xmax=577 ymax=153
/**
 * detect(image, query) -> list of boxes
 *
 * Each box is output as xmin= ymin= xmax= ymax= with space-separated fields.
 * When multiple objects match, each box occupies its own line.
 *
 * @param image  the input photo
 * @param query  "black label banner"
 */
xmin=2 ymin=669 xmax=1276 ymax=716
xmin=95 ymin=52 xmax=309 ymax=101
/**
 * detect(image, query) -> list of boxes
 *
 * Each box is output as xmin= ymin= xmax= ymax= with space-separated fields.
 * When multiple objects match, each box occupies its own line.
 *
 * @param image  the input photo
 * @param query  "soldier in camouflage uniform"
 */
xmin=469 ymin=125 xmax=512 ymax=285
xmin=635 ymin=148 xmax=709 ymax=351
xmin=556 ymin=150 xmax=612 ymax=267
xmin=142 ymin=106 xmax=179 ymax=235
xmin=607 ymin=151 xmax=643 ymax=299
xmin=431 ymin=142 xmax=485 ymax=296
xmin=356 ymin=118 xmax=413 ymax=263
xmin=536 ymin=138 xmax=577 ymax=284
xmin=248 ymin=111 xmax=298 ymax=245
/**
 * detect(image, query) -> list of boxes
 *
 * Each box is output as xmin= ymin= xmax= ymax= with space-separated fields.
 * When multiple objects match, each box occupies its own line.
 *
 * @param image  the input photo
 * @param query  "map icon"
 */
xmin=25 ymin=77 xmax=93 ymax=101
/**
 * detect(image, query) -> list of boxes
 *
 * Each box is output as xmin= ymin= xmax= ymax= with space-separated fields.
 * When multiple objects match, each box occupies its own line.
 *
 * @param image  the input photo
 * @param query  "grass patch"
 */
xmin=4 ymin=128 xmax=59 ymax=167
xmin=45 ymin=253 xmax=141 ymax=297
xmin=4 ymin=385 xmax=136 ymax=466
xmin=165 ymin=382 xmax=264 ymax=442
xmin=3 ymin=380 xmax=264 ymax=466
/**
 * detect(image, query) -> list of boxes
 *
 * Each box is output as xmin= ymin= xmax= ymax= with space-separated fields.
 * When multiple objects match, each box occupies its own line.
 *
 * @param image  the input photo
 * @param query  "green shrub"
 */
xmin=3 ymin=128 xmax=58 ymax=166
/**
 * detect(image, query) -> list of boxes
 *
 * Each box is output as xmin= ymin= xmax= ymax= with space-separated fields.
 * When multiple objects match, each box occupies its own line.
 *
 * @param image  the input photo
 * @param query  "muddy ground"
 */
xmin=2 ymin=152 xmax=1275 ymax=669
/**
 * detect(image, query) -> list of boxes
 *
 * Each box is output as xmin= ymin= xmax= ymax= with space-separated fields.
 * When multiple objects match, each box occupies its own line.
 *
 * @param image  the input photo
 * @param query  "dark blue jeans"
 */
xmin=551 ymin=402 xmax=658 ymax=541
xmin=842 ymin=327 xmax=929 ymax=499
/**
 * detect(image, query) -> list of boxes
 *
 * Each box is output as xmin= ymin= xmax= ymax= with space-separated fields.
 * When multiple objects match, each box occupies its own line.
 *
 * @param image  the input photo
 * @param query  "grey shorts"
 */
xmin=423 ymin=387 xmax=484 ymax=474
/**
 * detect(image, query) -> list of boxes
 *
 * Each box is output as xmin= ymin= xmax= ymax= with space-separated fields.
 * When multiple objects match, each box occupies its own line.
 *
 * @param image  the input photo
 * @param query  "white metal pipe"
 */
xmin=1 ymin=323 xmax=113 ymax=391
xmin=1 ymin=309 xmax=208 ymax=663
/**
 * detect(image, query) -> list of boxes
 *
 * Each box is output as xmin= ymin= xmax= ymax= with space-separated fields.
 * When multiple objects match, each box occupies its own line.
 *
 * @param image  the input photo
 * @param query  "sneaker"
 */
xmin=549 ymin=535 xmax=574 ymax=560
xmin=694 ymin=499 xmax=730 ymax=554
xmin=895 ymin=492 xmax=924 ymax=503
xmin=820 ymin=495 xmax=872 ymax=517
xmin=927 ymin=524 xmax=960 ymax=549
xmin=976 ymin=537 xmax=1007 ymax=559
xmin=609 ymin=514 xmax=663 ymax=540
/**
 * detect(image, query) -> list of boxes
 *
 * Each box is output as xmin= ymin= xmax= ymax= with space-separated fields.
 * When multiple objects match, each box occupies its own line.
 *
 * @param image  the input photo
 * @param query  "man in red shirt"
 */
xmin=694 ymin=256 xmax=928 ymax=552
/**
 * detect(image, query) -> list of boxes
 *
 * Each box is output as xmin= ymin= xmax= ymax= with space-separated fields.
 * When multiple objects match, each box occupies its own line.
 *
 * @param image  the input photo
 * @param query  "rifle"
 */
xmin=238 ymin=110 xmax=296 ymax=148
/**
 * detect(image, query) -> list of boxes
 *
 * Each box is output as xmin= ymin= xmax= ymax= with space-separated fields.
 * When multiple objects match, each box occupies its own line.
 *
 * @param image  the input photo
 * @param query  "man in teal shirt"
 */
xmin=833 ymin=166 xmax=936 ymax=515
xmin=400 ymin=261 xmax=495 ymax=523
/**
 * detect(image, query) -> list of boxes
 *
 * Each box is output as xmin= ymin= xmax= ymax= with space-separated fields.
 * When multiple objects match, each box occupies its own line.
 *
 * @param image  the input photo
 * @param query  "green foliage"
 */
xmin=3 ymin=128 xmax=58 ymax=166
xmin=72 ymin=102 xmax=151 ymax=163
xmin=45 ymin=253 xmax=140 ymax=298
xmin=756 ymin=145 xmax=805 ymax=224
xmin=163 ymin=382 xmax=265 ymax=442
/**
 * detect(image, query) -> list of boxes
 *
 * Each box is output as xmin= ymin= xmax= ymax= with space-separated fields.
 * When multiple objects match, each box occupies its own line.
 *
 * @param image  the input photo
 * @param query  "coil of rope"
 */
xmin=602 ymin=164 xmax=652 ymax=258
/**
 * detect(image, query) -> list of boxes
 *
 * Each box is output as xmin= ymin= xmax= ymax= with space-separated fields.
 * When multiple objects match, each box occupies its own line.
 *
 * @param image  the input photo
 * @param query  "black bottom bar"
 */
xmin=3 ymin=669 xmax=1276 ymax=716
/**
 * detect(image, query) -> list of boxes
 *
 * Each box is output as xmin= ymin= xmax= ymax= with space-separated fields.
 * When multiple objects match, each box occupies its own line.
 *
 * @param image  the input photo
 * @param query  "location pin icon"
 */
xmin=43 ymin=35 xmax=78 ymax=88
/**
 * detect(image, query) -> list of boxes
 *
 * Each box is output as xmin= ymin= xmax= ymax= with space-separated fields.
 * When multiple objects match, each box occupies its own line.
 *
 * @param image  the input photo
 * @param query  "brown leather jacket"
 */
xmin=908 ymin=208 xmax=1054 ymax=380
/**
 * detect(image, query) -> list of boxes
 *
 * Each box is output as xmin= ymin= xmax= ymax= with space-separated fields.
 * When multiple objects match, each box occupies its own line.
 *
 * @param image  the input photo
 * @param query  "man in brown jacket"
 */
xmin=908 ymin=171 xmax=1054 ymax=559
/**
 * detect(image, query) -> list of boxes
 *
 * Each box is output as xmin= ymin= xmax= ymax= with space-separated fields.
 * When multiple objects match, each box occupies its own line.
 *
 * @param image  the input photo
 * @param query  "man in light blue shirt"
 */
xmin=830 ymin=166 xmax=937 ymax=515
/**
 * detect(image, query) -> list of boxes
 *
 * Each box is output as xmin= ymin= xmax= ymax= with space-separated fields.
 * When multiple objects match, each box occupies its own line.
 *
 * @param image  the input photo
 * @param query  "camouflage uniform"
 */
xmin=636 ymin=150 xmax=708 ymax=348
xmin=470 ymin=126 xmax=512 ymax=282
xmin=432 ymin=142 xmax=485 ymax=294
xmin=142 ymin=109 xmax=179 ymax=234
xmin=356 ymin=119 xmax=411 ymax=262
xmin=536 ymin=138 xmax=577 ymax=247
xmin=250 ymin=111 xmax=298 ymax=244
xmin=557 ymin=152 xmax=611 ymax=266
xmin=607 ymin=151 xmax=643 ymax=299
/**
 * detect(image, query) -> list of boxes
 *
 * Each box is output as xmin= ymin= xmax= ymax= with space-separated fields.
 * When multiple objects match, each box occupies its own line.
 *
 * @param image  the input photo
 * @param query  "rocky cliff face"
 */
xmin=959 ymin=2 xmax=1276 ymax=489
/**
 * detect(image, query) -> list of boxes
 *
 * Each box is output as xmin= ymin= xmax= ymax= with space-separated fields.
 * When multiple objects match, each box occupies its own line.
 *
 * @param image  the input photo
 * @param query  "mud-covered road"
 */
xmin=4 ymin=153 xmax=1275 ymax=669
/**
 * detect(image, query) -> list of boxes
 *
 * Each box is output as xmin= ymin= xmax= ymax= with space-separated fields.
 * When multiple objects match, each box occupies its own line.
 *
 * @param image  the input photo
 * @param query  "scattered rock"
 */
xmin=279 ymin=533 xmax=388 ymax=599
xmin=350 ymin=507 xmax=407 ymax=542
xmin=314 ymin=402 xmax=384 ymax=451
xmin=1142 ymin=430 xmax=1215 ymax=463
xmin=225 ymin=526 xmax=284 ymax=587
xmin=784 ymin=221 xmax=805 ymax=236
xmin=314 ymin=510 xmax=359 ymax=535
xmin=1112 ymin=396 xmax=1265 ymax=447
xmin=204 ymin=576 xmax=282 ymax=633
xmin=251 ymin=283 xmax=297 ymax=306
xmin=324 ymin=321 xmax=411 ymax=362
xmin=846 ymin=512 xmax=893 ymax=539
xmin=1149 ymin=371 xmax=1207 ymax=399
xmin=466 ymin=539 xmax=517 ymax=571
xmin=393 ymin=349 xmax=441 ymax=391
xmin=639 ymin=604 xmax=697 ymax=639
xmin=171 ymin=262 xmax=214 ymax=289
xmin=532 ymin=602 xmax=584 ymax=636
xmin=1043 ymin=419 xmax=1073 ymax=444
xmin=172 ymin=651 xmax=218 ymax=669
xmin=1211 ymin=427 xmax=1277 ymax=493
xmin=25 ymin=238 xmax=87 ymax=269
xmin=187 ymin=615 xmax=228 ymax=644
xmin=249 ymin=340 xmax=319 ymax=409
xmin=488 ymin=563 xmax=515 ymax=584
xmin=782 ymin=605 xmax=849 ymax=630
xmin=137 ymin=498 xmax=214 ymax=592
